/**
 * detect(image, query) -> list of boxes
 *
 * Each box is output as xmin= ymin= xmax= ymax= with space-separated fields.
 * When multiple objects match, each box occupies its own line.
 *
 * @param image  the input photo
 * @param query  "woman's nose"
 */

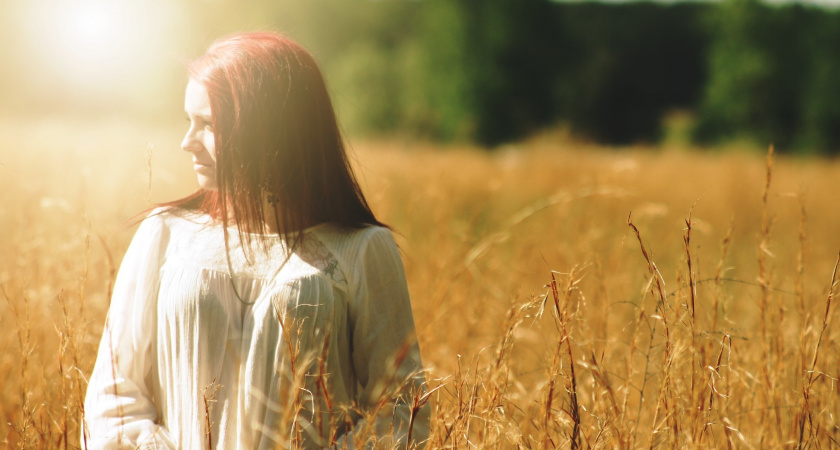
xmin=181 ymin=127 xmax=199 ymax=153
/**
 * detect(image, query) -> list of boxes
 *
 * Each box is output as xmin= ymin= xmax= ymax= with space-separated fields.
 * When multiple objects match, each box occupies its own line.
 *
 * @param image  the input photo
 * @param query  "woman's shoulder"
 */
xmin=306 ymin=224 xmax=399 ymax=288
xmin=140 ymin=206 xmax=210 ymax=230
xmin=309 ymin=223 xmax=395 ymax=256
xmin=308 ymin=223 xmax=393 ymax=259
xmin=126 ymin=207 xmax=213 ymax=248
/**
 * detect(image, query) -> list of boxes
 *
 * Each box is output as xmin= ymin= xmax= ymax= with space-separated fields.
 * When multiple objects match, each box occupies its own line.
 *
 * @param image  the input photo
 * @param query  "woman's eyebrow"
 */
xmin=186 ymin=112 xmax=212 ymax=120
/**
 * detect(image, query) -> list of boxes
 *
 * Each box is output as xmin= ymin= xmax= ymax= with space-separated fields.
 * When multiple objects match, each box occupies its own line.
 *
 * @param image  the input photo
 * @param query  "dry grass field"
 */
xmin=2 ymin=117 xmax=840 ymax=448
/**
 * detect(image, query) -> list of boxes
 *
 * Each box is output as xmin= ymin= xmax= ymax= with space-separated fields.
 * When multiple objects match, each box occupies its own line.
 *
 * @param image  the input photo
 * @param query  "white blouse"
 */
xmin=82 ymin=208 xmax=429 ymax=449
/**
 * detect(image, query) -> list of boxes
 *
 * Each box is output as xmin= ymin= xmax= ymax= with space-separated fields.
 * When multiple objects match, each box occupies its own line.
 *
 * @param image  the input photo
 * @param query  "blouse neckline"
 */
xmin=169 ymin=208 xmax=328 ymax=240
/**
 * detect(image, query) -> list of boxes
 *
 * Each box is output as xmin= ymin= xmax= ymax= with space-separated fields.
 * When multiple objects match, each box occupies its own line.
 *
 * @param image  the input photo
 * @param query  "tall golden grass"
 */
xmin=1 ymin=118 xmax=839 ymax=448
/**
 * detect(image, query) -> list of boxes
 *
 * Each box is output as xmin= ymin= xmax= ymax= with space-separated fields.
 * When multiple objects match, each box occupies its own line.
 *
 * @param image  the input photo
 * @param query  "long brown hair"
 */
xmin=166 ymin=32 xmax=384 ymax=251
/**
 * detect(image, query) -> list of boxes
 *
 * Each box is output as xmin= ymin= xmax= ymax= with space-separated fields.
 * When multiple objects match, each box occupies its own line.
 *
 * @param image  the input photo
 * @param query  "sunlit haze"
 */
xmin=19 ymin=0 xmax=174 ymax=97
xmin=58 ymin=3 xmax=123 ymax=60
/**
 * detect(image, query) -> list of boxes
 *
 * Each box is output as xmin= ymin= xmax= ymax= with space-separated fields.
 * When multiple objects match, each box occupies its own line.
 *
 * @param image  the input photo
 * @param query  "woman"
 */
xmin=82 ymin=32 xmax=430 ymax=449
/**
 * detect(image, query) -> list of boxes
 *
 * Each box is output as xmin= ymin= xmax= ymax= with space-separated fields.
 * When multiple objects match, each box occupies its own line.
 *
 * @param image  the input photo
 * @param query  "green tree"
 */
xmin=695 ymin=0 xmax=819 ymax=150
xmin=798 ymin=12 xmax=840 ymax=152
xmin=557 ymin=3 xmax=707 ymax=144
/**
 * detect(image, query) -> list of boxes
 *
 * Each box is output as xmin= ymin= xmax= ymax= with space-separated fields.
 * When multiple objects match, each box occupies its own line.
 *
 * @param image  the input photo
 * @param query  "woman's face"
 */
xmin=181 ymin=79 xmax=217 ymax=190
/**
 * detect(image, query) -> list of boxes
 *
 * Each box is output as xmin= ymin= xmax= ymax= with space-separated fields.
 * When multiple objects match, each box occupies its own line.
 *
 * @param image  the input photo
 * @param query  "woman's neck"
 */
xmin=262 ymin=198 xmax=281 ymax=234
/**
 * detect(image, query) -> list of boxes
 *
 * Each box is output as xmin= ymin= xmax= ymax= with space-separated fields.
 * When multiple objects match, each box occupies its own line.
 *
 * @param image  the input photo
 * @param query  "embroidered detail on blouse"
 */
xmin=297 ymin=234 xmax=347 ymax=286
xmin=165 ymin=224 xmax=291 ymax=280
xmin=161 ymin=213 xmax=346 ymax=287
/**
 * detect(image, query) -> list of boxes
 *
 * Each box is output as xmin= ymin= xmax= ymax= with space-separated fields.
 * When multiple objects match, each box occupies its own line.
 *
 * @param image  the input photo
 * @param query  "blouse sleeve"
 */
xmin=82 ymin=214 xmax=176 ymax=449
xmin=339 ymin=227 xmax=431 ymax=449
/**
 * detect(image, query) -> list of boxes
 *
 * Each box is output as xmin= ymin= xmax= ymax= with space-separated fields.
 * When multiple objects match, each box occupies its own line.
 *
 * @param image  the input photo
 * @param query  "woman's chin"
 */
xmin=196 ymin=175 xmax=218 ymax=191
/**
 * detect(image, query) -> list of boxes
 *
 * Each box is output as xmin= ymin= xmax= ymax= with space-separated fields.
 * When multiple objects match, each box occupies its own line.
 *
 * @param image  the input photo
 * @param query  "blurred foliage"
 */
xmin=5 ymin=0 xmax=840 ymax=151
xmin=696 ymin=0 xmax=826 ymax=151
xmin=555 ymin=3 xmax=707 ymax=145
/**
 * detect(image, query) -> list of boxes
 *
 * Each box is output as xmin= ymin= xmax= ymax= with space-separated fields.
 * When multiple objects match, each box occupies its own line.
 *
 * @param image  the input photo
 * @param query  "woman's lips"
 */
xmin=193 ymin=162 xmax=215 ymax=173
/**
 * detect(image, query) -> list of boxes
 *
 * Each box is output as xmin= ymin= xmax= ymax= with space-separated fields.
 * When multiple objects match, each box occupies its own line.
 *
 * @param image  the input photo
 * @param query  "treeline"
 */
xmin=289 ymin=0 xmax=708 ymax=146
xmin=284 ymin=0 xmax=840 ymax=152
xmin=5 ymin=0 xmax=840 ymax=152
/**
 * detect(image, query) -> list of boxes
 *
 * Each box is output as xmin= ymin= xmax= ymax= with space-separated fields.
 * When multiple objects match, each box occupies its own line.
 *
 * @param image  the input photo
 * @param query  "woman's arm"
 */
xmin=82 ymin=214 xmax=176 ymax=449
xmin=340 ymin=227 xmax=431 ymax=449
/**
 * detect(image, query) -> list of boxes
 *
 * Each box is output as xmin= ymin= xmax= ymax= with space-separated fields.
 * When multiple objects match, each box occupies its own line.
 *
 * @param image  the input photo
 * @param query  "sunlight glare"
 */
xmin=61 ymin=5 xmax=118 ymax=57
xmin=22 ymin=0 xmax=168 ymax=90
xmin=52 ymin=1 xmax=134 ymax=66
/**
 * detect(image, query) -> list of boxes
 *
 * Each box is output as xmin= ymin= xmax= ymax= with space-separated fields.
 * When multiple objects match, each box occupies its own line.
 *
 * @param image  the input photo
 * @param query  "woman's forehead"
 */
xmin=184 ymin=80 xmax=212 ymax=116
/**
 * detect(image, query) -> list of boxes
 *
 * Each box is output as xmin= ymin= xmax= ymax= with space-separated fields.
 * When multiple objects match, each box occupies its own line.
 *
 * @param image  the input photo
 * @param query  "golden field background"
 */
xmin=1 ymin=117 xmax=840 ymax=448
